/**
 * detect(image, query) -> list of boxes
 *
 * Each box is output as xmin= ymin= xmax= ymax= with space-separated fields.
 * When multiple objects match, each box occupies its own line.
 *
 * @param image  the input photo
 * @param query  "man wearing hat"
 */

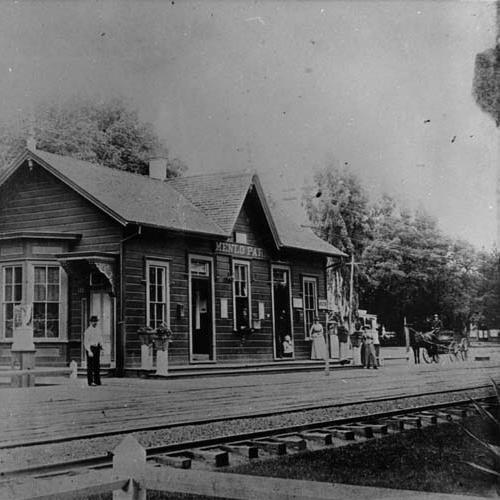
xmin=84 ymin=315 xmax=103 ymax=386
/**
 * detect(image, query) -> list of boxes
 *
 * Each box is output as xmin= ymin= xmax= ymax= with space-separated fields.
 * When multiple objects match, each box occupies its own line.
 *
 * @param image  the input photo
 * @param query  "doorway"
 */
xmin=189 ymin=256 xmax=214 ymax=362
xmin=82 ymin=291 xmax=115 ymax=367
xmin=272 ymin=266 xmax=293 ymax=359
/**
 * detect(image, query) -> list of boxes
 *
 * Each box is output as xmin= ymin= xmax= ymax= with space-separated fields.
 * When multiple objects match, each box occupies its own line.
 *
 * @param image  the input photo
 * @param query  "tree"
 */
xmin=303 ymin=163 xmax=372 ymax=257
xmin=305 ymin=163 xmax=497 ymax=337
xmin=0 ymin=97 xmax=186 ymax=177
xmin=303 ymin=163 xmax=373 ymax=321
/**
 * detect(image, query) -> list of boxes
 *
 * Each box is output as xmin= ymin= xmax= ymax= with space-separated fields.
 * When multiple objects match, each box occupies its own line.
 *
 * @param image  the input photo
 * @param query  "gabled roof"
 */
xmin=0 ymin=148 xmax=346 ymax=257
xmin=166 ymin=171 xmax=255 ymax=234
xmin=0 ymin=149 xmax=226 ymax=237
xmin=168 ymin=170 xmax=346 ymax=257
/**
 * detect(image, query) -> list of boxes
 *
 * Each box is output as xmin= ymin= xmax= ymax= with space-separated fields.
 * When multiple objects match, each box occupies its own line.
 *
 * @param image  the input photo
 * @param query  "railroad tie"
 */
xmin=444 ymin=408 xmax=469 ymax=419
xmin=273 ymin=435 xmax=307 ymax=451
xmin=191 ymin=448 xmax=229 ymax=467
xmin=299 ymin=430 xmax=333 ymax=446
xmin=250 ymin=439 xmax=287 ymax=455
xmin=414 ymin=412 xmax=438 ymax=425
xmin=336 ymin=424 xmax=373 ymax=438
xmin=325 ymin=427 xmax=355 ymax=440
xmin=394 ymin=416 xmax=422 ymax=428
xmin=378 ymin=418 xmax=405 ymax=432
xmin=220 ymin=443 xmax=259 ymax=459
xmin=363 ymin=423 xmax=388 ymax=435
xmin=154 ymin=454 xmax=192 ymax=469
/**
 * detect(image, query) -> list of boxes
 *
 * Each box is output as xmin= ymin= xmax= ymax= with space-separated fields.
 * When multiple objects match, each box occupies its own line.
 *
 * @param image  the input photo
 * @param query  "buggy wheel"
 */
xmin=422 ymin=349 xmax=433 ymax=363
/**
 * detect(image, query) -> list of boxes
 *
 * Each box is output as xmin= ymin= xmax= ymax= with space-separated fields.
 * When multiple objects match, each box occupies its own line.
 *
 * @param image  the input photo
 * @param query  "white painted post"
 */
xmin=112 ymin=436 xmax=147 ymax=500
xmin=69 ymin=360 xmax=78 ymax=379
xmin=155 ymin=347 xmax=168 ymax=376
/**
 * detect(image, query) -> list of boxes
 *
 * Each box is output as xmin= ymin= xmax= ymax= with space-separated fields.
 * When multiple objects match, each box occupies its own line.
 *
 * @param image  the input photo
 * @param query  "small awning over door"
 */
xmin=55 ymin=251 xmax=118 ymax=295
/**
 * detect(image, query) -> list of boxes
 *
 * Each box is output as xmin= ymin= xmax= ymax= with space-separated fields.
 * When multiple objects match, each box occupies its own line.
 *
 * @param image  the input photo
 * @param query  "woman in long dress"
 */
xmin=310 ymin=317 xmax=327 ymax=360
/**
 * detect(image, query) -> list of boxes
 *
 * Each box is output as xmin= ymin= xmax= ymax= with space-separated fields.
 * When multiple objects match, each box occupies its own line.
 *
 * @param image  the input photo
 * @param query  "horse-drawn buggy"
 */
xmin=405 ymin=324 xmax=469 ymax=364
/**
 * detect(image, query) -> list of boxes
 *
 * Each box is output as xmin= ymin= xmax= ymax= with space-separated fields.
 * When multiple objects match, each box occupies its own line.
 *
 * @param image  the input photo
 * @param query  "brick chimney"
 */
xmin=26 ymin=137 xmax=37 ymax=151
xmin=149 ymin=158 xmax=168 ymax=181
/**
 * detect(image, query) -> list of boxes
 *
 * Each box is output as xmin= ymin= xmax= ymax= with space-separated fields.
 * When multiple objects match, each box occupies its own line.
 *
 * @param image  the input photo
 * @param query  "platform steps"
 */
xmin=129 ymin=359 xmax=356 ymax=379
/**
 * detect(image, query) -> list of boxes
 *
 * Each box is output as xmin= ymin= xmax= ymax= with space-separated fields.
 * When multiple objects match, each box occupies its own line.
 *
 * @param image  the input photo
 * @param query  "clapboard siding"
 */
xmin=0 ymin=162 xmax=123 ymax=366
xmin=0 ymin=161 xmax=331 ymax=369
xmin=0 ymin=164 xmax=122 ymax=252
xmin=122 ymin=193 xmax=328 ymax=368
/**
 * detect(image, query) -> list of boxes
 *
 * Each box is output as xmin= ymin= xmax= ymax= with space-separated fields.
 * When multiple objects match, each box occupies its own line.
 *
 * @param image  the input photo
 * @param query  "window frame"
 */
xmin=232 ymin=259 xmax=252 ymax=331
xmin=31 ymin=264 xmax=62 ymax=339
xmin=2 ymin=263 xmax=23 ymax=339
xmin=0 ymin=260 xmax=68 ymax=342
xmin=302 ymin=276 xmax=318 ymax=338
xmin=145 ymin=259 xmax=170 ymax=330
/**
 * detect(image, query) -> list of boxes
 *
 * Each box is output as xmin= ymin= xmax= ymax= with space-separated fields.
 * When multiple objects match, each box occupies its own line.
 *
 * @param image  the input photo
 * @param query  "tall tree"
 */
xmin=0 ymin=97 xmax=187 ymax=177
xmin=303 ymin=163 xmax=372 ymax=257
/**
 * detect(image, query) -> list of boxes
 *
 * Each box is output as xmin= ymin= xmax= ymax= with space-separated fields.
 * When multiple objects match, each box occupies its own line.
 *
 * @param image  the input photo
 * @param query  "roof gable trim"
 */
xmin=2 ymin=150 xmax=128 ymax=227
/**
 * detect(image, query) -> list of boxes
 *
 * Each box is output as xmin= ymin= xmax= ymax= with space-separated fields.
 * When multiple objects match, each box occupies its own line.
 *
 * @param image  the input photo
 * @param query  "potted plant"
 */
xmin=153 ymin=323 xmax=173 ymax=376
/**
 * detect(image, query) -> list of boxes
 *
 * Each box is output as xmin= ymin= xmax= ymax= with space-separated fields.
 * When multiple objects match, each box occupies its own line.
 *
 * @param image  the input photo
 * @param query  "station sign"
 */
xmin=215 ymin=241 xmax=266 ymax=260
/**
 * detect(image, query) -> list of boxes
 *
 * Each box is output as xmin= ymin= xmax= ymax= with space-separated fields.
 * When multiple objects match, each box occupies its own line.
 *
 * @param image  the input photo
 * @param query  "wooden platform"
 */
xmin=1 ymin=359 xmax=499 ymax=449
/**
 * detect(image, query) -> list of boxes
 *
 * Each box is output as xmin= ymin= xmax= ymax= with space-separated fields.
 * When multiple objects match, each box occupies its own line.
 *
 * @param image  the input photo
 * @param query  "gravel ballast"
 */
xmin=0 ymin=386 xmax=494 ymax=472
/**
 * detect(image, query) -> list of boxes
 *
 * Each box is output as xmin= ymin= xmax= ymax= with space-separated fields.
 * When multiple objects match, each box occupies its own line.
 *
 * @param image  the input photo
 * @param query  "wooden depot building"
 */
xmin=0 ymin=146 xmax=345 ymax=375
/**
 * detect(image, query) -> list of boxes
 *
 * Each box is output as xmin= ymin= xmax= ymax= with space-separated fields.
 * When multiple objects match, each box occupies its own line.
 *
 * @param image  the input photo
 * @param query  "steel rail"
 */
xmin=0 ymin=395 xmax=495 ymax=482
xmin=0 ymin=381 xmax=496 ymax=450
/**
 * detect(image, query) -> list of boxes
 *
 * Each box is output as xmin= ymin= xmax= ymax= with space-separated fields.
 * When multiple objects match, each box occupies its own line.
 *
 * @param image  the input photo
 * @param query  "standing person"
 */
xmin=373 ymin=324 xmax=381 ymax=366
xmin=364 ymin=326 xmax=378 ymax=369
xmin=282 ymin=335 xmax=293 ymax=358
xmin=84 ymin=315 xmax=103 ymax=386
xmin=338 ymin=317 xmax=350 ymax=364
xmin=328 ymin=319 xmax=340 ymax=359
xmin=310 ymin=316 xmax=327 ymax=360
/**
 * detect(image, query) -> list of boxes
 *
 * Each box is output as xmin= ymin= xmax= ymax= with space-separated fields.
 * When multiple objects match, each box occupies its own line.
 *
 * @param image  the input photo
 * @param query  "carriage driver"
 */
xmin=430 ymin=314 xmax=443 ymax=333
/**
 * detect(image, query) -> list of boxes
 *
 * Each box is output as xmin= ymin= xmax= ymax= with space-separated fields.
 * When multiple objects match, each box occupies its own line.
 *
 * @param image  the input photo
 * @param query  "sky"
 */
xmin=0 ymin=0 xmax=498 ymax=248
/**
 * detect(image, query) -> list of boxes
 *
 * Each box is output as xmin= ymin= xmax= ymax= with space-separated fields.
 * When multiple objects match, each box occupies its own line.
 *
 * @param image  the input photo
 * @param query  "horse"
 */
xmin=406 ymin=326 xmax=440 ymax=364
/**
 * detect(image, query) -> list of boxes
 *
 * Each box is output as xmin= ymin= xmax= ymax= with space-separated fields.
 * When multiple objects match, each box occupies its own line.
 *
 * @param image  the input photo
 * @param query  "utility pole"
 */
xmin=348 ymin=253 xmax=355 ymax=335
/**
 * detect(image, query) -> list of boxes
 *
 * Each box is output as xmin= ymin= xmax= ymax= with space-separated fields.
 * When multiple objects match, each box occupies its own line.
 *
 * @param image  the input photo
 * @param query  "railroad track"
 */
xmin=1 ymin=396 xmax=496 ymax=483
xmin=0 ymin=382 xmax=496 ymax=450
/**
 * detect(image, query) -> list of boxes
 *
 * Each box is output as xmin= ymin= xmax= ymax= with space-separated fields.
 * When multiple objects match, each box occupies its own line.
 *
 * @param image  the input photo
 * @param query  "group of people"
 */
xmin=282 ymin=314 xmax=383 ymax=368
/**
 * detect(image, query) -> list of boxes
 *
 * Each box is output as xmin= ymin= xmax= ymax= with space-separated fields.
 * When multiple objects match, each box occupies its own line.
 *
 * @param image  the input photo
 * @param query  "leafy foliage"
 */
xmin=0 ymin=97 xmax=187 ymax=177
xmin=304 ymin=163 xmax=499 ymax=335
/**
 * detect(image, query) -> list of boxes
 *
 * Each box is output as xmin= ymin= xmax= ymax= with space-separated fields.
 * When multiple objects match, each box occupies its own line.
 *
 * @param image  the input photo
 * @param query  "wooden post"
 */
xmin=348 ymin=254 xmax=354 ymax=336
xmin=113 ymin=436 xmax=147 ymax=500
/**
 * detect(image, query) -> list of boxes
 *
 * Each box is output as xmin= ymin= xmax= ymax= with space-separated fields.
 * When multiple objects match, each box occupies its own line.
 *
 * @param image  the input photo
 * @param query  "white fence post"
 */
xmin=112 ymin=435 xmax=147 ymax=500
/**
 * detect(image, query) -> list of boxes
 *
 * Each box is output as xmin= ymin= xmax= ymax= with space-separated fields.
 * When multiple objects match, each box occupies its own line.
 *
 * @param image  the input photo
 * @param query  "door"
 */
xmin=272 ymin=266 xmax=293 ymax=359
xmin=189 ymin=256 xmax=214 ymax=362
xmin=85 ymin=291 xmax=115 ymax=367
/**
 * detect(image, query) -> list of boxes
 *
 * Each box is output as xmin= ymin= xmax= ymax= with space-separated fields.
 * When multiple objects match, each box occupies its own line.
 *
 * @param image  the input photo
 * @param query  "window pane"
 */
xmin=46 ymin=321 xmax=59 ymax=338
xmin=47 ymin=284 xmax=59 ymax=301
xmin=48 ymin=267 xmax=59 ymax=284
xmin=34 ymin=267 xmax=46 ymax=284
xmin=149 ymin=304 xmax=155 ymax=328
xmin=33 ymin=302 xmax=46 ymax=320
xmin=34 ymin=284 xmax=46 ymax=301
xmin=33 ymin=320 xmax=45 ymax=338
xmin=47 ymin=303 xmax=59 ymax=320
xmin=14 ymin=284 xmax=22 ymax=302
xmin=4 ymin=284 xmax=12 ymax=302
xmin=5 ymin=321 xmax=13 ymax=338
xmin=5 ymin=267 xmax=12 ymax=284
xmin=156 ymin=267 xmax=164 ymax=285
xmin=5 ymin=303 xmax=13 ymax=320
xmin=14 ymin=267 xmax=22 ymax=284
